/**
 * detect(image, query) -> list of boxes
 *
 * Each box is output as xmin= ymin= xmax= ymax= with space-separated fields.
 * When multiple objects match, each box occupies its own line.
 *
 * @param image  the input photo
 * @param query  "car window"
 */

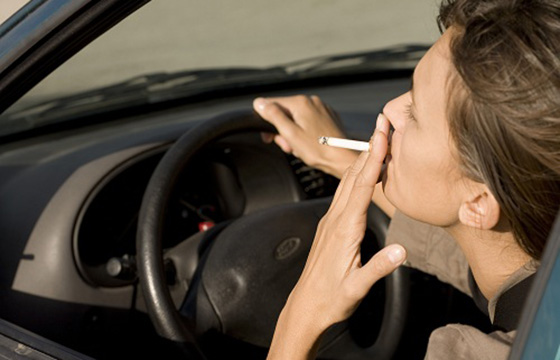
xmin=0 ymin=0 xmax=440 ymax=129
xmin=510 ymin=215 xmax=560 ymax=360
xmin=519 ymin=248 xmax=560 ymax=359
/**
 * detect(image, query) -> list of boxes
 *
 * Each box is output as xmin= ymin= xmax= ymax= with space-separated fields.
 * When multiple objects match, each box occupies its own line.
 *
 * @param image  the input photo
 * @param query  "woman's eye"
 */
xmin=405 ymin=102 xmax=416 ymax=122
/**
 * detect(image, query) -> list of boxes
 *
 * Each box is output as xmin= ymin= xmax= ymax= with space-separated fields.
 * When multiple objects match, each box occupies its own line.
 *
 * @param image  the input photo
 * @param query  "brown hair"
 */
xmin=438 ymin=0 xmax=560 ymax=259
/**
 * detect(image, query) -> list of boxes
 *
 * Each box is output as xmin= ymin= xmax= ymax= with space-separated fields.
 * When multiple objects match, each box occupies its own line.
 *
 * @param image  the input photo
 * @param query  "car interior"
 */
xmin=0 ymin=1 xmax=541 ymax=359
xmin=0 ymin=75 xmax=495 ymax=359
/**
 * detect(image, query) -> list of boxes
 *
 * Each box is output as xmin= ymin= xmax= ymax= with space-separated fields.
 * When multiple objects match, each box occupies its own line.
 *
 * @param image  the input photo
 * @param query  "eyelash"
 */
xmin=405 ymin=102 xmax=416 ymax=122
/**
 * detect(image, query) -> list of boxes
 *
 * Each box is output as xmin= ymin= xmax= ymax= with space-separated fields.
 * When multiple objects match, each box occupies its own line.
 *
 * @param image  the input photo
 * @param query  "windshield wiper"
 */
xmin=282 ymin=44 xmax=428 ymax=75
xmin=0 ymin=67 xmax=288 ymax=135
xmin=0 ymin=44 xmax=428 ymax=135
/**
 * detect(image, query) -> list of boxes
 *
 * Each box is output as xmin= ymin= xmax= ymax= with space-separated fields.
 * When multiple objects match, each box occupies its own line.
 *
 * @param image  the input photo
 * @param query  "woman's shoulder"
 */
xmin=425 ymin=323 xmax=515 ymax=360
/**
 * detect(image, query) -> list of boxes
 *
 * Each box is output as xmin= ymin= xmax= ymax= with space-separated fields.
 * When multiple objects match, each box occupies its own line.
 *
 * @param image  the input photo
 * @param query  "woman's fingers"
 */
xmin=310 ymin=151 xmax=370 ymax=260
xmin=375 ymin=113 xmax=390 ymax=136
xmin=254 ymin=98 xmax=301 ymax=140
xmin=274 ymin=135 xmax=293 ymax=153
xmin=356 ymin=245 xmax=406 ymax=291
xmin=258 ymin=95 xmax=313 ymax=115
xmin=344 ymin=128 xmax=387 ymax=217
xmin=329 ymin=149 xmax=370 ymax=211
xmin=261 ymin=132 xmax=274 ymax=144
xmin=330 ymin=126 xmax=387 ymax=218
xmin=261 ymin=132 xmax=293 ymax=153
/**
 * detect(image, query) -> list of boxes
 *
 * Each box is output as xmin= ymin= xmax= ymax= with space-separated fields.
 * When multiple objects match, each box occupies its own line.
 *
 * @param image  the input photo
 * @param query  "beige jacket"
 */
xmin=385 ymin=211 xmax=538 ymax=360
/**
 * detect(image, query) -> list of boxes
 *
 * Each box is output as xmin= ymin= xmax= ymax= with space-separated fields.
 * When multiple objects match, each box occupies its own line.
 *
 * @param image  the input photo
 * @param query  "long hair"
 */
xmin=438 ymin=0 xmax=560 ymax=259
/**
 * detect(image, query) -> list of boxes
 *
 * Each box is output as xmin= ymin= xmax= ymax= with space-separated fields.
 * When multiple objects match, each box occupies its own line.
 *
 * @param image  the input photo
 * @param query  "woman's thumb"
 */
xmin=358 ymin=244 xmax=407 ymax=289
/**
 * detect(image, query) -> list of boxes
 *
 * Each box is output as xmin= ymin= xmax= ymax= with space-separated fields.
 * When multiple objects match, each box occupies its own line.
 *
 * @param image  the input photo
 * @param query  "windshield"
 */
xmin=0 ymin=0 xmax=440 ymax=133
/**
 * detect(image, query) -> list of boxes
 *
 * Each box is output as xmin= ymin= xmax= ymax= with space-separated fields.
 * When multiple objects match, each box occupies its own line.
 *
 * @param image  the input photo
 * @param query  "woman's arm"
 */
xmin=265 ymin=123 xmax=407 ymax=359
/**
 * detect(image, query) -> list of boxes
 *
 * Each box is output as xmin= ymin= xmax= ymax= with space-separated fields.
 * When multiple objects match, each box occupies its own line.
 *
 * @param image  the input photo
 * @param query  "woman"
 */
xmin=252 ymin=0 xmax=560 ymax=358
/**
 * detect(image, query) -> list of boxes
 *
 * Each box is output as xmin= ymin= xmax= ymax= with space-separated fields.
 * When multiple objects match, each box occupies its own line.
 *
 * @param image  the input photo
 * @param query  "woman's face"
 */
xmin=382 ymin=30 xmax=467 ymax=227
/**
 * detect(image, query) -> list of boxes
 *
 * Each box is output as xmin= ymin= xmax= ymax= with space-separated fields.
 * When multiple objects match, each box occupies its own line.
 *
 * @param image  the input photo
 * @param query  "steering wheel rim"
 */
xmin=136 ymin=110 xmax=275 ymax=343
xmin=136 ymin=110 xmax=409 ymax=359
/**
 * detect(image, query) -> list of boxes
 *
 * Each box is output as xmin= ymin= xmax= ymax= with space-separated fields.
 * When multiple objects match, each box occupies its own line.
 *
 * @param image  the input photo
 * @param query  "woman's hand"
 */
xmin=266 ymin=121 xmax=407 ymax=360
xmin=253 ymin=95 xmax=359 ymax=178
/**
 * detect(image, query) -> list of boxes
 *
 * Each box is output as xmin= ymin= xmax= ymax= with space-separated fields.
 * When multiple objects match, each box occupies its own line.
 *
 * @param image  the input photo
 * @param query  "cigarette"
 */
xmin=318 ymin=136 xmax=370 ymax=152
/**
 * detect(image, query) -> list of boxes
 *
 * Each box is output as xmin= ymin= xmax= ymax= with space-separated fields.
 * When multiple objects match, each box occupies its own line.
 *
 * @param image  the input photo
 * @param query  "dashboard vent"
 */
xmin=288 ymin=156 xmax=339 ymax=199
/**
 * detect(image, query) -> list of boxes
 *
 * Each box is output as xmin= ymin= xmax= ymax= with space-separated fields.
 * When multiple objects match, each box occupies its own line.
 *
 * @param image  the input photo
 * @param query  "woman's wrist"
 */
xmin=267 ymin=303 xmax=328 ymax=360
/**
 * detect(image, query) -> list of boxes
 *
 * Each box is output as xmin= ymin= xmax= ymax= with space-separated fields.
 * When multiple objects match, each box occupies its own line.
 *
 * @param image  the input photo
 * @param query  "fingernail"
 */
xmin=254 ymin=98 xmax=268 ymax=112
xmin=387 ymin=245 xmax=406 ymax=265
xmin=376 ymin=113 xmax=384 ymax=130
xmin=261 ymin=132 xmax=274 ymax=143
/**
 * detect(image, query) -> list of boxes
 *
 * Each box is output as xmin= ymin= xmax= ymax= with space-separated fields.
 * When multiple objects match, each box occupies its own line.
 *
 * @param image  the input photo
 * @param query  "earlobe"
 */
xmin=458 ymin=190 xmax=501 ymax=230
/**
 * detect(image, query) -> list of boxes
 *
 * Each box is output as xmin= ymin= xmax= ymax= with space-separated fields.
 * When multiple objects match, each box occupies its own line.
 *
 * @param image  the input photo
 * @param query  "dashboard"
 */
xmin=0 ymin=77 xmax=410 ymax=356
xmin=75 ymin=135 xmax=337 ymax=289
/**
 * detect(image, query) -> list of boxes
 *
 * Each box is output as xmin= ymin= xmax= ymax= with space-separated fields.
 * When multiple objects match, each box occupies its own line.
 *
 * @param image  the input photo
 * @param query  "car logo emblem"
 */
xmin=275 ymin=237 xmax=301 ymax=260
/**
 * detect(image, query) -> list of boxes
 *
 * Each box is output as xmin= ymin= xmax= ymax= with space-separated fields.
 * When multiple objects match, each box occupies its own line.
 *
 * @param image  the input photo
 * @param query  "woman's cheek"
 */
xmin=386 ymin=128 xmax=423 ymax=195
xmin=390 ymin=129 xmax=409 ymax=171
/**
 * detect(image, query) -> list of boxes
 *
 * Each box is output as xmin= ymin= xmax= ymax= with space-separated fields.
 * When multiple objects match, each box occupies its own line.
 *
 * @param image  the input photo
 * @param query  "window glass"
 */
xmin=2 ymin=0 xmax=439 ymax=116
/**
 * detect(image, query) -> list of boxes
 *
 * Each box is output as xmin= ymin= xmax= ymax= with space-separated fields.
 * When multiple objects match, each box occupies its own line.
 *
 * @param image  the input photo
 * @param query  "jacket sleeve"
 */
xmin=424 ymin=324 xmax=514 ymax=360
xmin=385 ymin=210 xmax=471 ymax=296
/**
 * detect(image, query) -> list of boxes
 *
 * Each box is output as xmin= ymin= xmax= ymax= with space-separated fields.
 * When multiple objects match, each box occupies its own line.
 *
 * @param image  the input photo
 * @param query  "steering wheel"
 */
xmin=136 ymin=110 xmax=409 ymax=359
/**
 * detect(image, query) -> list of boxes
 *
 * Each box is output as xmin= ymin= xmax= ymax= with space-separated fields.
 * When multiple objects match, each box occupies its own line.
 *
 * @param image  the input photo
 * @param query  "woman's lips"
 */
xmin=377 ymin=163 xmax=387 ymax=183
xmin=380 ymin=125 xmax=394 ymax=185
xmin=387 ymin=127 xmax=394 ymax=156
xmin=383 ymin=127 xmax=393 ymax=164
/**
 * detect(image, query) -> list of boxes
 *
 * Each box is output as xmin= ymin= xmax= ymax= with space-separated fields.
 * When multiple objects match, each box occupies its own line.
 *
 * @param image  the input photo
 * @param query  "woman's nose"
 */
xmin=382 ymin=92 xmax=411 ymax=131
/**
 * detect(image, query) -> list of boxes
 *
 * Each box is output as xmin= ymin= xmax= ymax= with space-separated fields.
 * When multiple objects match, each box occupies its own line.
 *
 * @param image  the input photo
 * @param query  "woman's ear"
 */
xmin=458 ymin=187 xmax=501 ymax=230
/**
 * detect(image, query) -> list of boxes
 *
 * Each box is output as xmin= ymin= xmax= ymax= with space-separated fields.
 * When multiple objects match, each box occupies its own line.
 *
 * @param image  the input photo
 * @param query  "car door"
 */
xmin=509 ymin=212 xmax=560 ymax=360
xmin=0 ymin=1 xmax=149 ymax=359
xmin=0 ymin=0 xmax=149 ymax=115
